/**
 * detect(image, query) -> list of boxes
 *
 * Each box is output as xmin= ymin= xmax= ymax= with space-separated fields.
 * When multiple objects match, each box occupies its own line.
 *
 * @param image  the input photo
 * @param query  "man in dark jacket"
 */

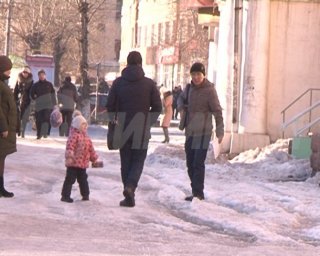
xmin=106 ymin=51 xmax=162 ymax=207
xmin=14 ymin=66 xmax=33 ymax=138
xmin=30 ymin=69 xmax=57 ymax=139
xmin=57 ymin=76 xmax=78 ymax=136
xmin=177 ymin=62 xmax=224 ymax=201
xmin=0 ymin=55 xmax=17 ymax=197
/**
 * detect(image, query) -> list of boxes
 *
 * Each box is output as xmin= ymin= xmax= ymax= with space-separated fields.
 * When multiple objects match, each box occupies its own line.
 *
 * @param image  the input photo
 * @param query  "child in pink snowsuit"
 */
xmin=61 ymin=114 xmax=98 ymax=203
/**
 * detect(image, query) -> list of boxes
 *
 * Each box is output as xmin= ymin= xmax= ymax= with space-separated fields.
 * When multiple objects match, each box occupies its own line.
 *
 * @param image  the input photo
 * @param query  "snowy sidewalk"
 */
xmin=1 ymin=124 xmax=320 ymax=255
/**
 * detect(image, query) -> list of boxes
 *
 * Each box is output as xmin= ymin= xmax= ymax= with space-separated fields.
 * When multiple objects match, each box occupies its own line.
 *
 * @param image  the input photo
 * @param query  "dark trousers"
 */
xmin=35 ymin=109 xmax=52 ymax=138
xmin=20 ymin=106 xmax=31 ymax=136
xmin=119 ymin=140 xmax=148 ymax=191
xmin=61 ymin=167 xmax=89 ymax=198
xmin=184 ymin=134 xmax=211 ymax=196
xmin=0 ymin=156 xmax=5 ymax=176
xmin=59 ymin=110 xmax=73 ymax=136
xmin=172 ymin=105 xmax=179 ymax=119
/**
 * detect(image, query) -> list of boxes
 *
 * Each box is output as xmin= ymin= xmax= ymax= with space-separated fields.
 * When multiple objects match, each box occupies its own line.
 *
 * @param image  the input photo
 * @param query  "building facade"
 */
xmin=213 ymin=0 xmax=320 ymax=153
xmin=120 ymin=0 xmax=210 ymax=90
xmin=120 ymin=0 xmax=320 ymax=153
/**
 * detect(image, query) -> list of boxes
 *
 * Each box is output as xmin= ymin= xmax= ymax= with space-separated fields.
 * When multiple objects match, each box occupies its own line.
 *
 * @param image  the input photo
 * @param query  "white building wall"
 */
xmin=268 ymin=1 xmax=320 ymax=141
xmin=215 ymin=0 xmax=235 ymax=133
xmin=238 ymin=0 xmax=270 ymax=135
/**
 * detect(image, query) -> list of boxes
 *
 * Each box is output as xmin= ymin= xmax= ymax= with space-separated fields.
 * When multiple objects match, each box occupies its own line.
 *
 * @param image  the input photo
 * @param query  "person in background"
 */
xmin=160 ymin=87 xmax=173 ymax=143
xmin=30 ymin=69 xmax=57 ymax=139
xmin=177 ymin=62 xmax=224 ymax=201
xmin=14 ymin=66 xmax=33 ymax=138
xmin=0 ymin=55 xmax=17 ymax=198
xmin=98 ymin=77 xmax=109 ymax=94
xmin=61 ymin=113 xmax=99 ymax=203
xmin=57 ymin=76 xmax=78 ymax=136
xmin=172 ymin=85 xmax=182 ymax=120
xmin=106 ymin=51 xmax=162 ymax=207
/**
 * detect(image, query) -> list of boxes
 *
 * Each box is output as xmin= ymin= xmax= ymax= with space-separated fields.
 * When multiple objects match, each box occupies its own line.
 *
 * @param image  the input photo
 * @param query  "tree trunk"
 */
xmin=79 ymin=1 xmax=90 ymax=100
xmin=53 ymin=34 xmax=65 ymax=88
xmin=78 ymin=1 xmax=91 ymax=122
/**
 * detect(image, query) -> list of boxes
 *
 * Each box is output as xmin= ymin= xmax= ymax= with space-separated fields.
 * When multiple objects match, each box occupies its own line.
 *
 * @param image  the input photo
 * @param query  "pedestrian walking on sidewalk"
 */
xmin=178 ymin=62 xmax=224 ymax=201
xmin=106 ymin=51 xmax=162 ymax=207
xmin=61 ymin=114 xmax=99 ymax=203
xmin=160 ymin=87 xmax=173 ymax=143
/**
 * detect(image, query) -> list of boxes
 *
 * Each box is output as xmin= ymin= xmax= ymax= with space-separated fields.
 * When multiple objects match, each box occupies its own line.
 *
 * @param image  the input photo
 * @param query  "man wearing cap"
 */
xmin=177 ymin=62 xmax=224 ymax=201
xmin=106 ymin=51 xmax=162 ymax=207
xmin=14 ymin=66 xmax=33 ymax=138
xmin=30 ymin=69 xmax=57 ymax=139
xmin=0 ymin=55 xmax=17 ymax=197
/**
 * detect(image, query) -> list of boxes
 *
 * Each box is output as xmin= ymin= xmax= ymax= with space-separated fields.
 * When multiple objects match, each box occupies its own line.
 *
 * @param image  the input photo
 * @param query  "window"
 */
xmin=151 ymin=24 xmax=155 ymax=46
xmin=165 ymin=21 xmax=170 ymax=44
xmin=158 ymin=23 xmax=162 ymax=45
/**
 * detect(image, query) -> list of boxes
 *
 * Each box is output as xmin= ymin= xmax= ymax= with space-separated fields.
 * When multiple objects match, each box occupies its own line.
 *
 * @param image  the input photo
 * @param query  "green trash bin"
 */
xmin=291 ymin=136 xmax=312 ymax=159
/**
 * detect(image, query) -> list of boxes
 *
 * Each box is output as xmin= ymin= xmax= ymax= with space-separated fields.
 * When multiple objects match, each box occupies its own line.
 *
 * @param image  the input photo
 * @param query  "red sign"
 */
xmin=159 ymin=46 xmax=179 ymax=64
xmin=181 ymin=0 xmax=214 ymax=9
xmin=26 ymin=55 xmax=54 ymax=67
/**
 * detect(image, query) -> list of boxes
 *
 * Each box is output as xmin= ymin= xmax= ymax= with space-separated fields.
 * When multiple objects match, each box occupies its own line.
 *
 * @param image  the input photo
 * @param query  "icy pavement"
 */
xmin=1 ymin=124 xmax=320 ymax=255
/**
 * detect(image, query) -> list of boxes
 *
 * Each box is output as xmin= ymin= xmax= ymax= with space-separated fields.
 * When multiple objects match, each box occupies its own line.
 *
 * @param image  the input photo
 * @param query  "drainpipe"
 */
xmin=233 ymin=0 xmax=243 ymax=132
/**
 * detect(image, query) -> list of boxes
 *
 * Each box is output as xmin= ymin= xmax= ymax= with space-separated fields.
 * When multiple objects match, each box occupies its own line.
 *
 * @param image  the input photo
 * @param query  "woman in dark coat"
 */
xmin=0 ymin=55 xmax=17 ymax=198
xmin=14 ymin=66 xmax=33 ymax=138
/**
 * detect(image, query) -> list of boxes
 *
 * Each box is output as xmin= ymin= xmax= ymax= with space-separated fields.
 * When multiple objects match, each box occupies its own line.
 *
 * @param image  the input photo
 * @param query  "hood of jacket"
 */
xmin=121 ymin=65 xmax=145 ymax=82
xmin=61 ymin=80 xmax=75 ymax=89
xmin=18 ymin=72 xmax=33 ymax=84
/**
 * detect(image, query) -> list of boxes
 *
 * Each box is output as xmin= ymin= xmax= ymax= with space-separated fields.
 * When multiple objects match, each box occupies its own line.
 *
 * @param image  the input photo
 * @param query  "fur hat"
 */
xmin=22 ymin=66 xmax=31 ymax=73
xmin=190 ymin=62 xmax=206 ymax=76
xmin=0 ymin=55 xmax=13 ymax=73
xmin=127 ymin=51 xmax=142 ymax=66
xmin=72 ymin=115 xmax=87 ymax=130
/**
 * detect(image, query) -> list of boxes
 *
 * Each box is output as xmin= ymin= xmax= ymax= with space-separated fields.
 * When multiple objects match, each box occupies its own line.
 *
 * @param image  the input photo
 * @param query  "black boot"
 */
xmin=61 ymin=196 xmax=73 ymax=203
xmin=162 ymin=127 xmax=170 ymax=143
xmin=120 ymin=187 xmax=135 ymax=207
xmin=0 ymin=177 xmax=14 ymax=198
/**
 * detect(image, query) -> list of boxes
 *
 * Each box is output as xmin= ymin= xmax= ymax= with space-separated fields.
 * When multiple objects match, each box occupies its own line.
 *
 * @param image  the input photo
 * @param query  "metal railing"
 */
xmin=281 ymin=88 xmax=320 ymax=138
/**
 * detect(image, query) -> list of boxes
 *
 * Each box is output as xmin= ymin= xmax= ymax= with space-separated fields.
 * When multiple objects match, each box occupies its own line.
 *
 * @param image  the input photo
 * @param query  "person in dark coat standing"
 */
xmin=172 ymin=85 xmax=182 ymax=119
xmin=14 ymin=66 xmax=33 ymax=138
xmin=57 ymin=76 xmax=78 ymax=136
xmin=177 ymin=62 xmax=224 ymax=201
xmin=106 ymin=51 xmax=162 ymax=207
xmin=98 ymin=77 xmax=109 ymax=94
xmin=30 ymin=69 xmax=57 ymax=139
xmin=0 ymin=55 xmax=17 ymax=198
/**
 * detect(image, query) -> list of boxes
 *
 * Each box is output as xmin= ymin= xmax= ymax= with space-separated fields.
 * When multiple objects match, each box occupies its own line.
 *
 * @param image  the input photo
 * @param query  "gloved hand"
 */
xmin=65 ymin=157 xmax=73 ymax=166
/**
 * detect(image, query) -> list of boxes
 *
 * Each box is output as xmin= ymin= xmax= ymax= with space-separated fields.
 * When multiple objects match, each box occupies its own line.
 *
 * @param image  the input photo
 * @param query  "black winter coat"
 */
xmin=0 ymin=76 xmax=17 ymax=157
xmin=57 ymin=81 xmax=78 ymax=111
xmin=14 ymin=72 xmax=33 ymax=111
xmin=106 ymin=65 xmax=162 ymax=146
xmin=30 ymin=79 xmax=57 ymax=111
